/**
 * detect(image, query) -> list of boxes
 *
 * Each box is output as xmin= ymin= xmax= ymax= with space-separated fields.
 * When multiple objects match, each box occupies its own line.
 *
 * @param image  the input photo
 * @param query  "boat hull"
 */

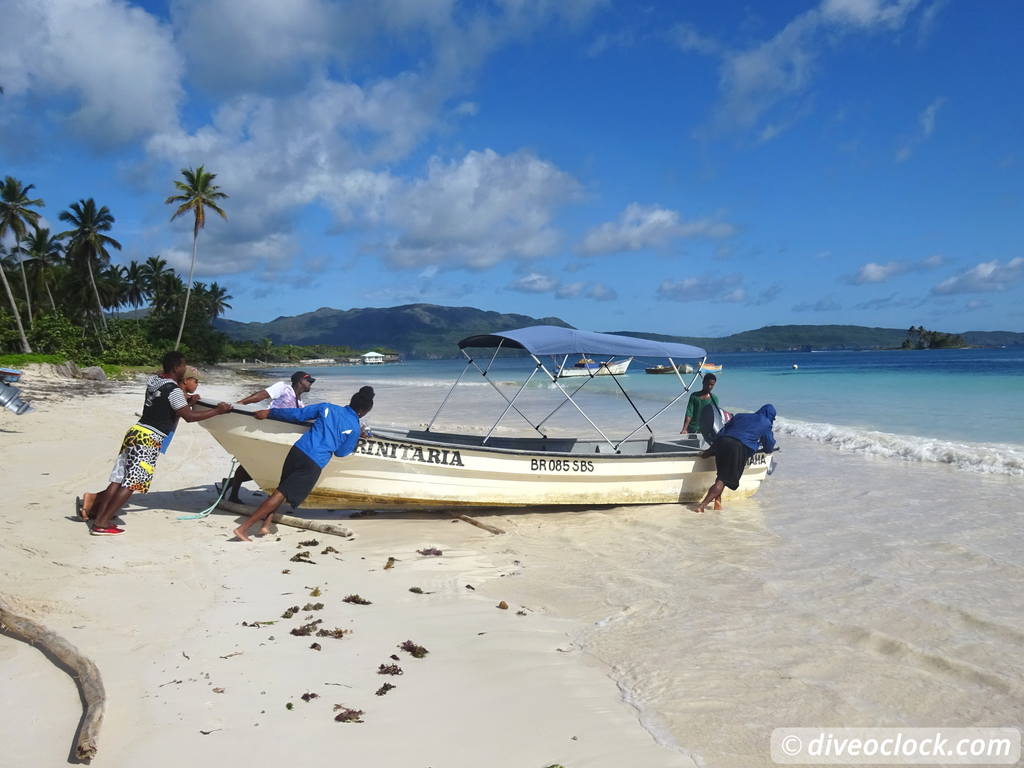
xmin=557 ymin=359 xmax=632 ymax=377
xmin=198 ymin=410 xmax=772 ymax=510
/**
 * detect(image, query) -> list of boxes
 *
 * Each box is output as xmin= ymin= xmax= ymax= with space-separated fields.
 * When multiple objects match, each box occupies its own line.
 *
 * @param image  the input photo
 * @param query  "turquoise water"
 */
xmin=265 ymin=347 xmax=1024 ymax=475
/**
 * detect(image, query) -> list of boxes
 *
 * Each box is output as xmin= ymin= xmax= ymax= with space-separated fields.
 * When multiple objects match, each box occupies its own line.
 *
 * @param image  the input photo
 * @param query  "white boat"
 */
xmin=197 ymin=326 xmax=774 ymax=509
xmin=556 ymin=357 xmax=632 ymax=377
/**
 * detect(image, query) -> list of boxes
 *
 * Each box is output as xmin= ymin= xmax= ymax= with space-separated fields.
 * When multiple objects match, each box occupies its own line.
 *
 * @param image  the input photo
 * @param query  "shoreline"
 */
xmin=0 ymin=368 xmax=694 ymax=767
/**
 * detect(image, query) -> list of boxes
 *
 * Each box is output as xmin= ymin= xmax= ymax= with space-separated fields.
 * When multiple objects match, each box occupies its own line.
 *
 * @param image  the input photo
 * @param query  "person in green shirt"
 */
xmin=681 ymin=373 xmax=719 ymax=435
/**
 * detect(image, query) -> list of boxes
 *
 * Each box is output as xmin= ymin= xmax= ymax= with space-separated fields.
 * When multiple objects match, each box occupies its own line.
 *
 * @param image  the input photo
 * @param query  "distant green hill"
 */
xmin=216 ymin=307 xmax=1024 ymax=358
xmin=215 ymin=304 xmax=572 ymax=359
xmin=611 ymin=325 xmax=1024 ymax=352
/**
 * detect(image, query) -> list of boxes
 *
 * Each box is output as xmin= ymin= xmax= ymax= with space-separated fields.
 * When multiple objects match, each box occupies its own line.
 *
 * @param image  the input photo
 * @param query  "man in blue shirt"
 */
xmin=693 ymin=404 xmax=777 ymax=514
xmin=232 ymin=386 xmax=374 ymax=541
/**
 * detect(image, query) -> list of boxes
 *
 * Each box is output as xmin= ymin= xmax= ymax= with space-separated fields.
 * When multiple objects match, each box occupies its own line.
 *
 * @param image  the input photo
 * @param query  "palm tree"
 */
xmin=21 ymin=226 xmax=63 ymax=312
xmin=207 ymin=281 xmax=233 ymax=319
xmin=98 ymin=264 xmax=127 ymax=316
xmin=151 ymin=271 xmax=186 ymax=315
xmin=140 ymin=255 xmax=171 ymax=296
xmin=57 ymin=199 xmax=121 ymax=331
xmin=165 ymin=166 xmax=228 ymax=350
xmin=122 ymin=260 xmax=148 ymax=314
xmin=0 ymin=176 xmax=43 ymax=351
xmin=1 ymin=244 xmax=32 ymax=351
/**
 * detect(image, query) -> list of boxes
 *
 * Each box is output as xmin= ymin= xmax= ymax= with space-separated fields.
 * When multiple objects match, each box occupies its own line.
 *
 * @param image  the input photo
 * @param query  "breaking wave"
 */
xmin=776 ymin=418 xmax=1024 ymax=477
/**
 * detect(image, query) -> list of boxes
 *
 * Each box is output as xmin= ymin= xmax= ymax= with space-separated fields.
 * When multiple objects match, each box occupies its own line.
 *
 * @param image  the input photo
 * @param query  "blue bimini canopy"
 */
xmin=458 ymin=325 xmax=706 ymax=359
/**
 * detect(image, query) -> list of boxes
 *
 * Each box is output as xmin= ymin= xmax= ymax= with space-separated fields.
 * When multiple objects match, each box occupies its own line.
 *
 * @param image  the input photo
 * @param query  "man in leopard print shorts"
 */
xmin=84 ymin=351 xmax=232 ymax=536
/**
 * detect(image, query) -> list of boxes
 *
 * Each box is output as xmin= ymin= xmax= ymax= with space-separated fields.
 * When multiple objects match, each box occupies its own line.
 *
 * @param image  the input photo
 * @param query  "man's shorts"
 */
xmin=709 ymin=436 xmax=753 ymax=491
xmin=276 ymin=445 xmax=323 ymax=508
xmin=110 ymin=424 xmax=164 ymax=493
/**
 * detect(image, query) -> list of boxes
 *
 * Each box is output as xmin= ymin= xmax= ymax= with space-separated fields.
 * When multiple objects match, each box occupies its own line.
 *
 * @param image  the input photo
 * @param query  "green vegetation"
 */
xmin=614 ymin=324 xmax=1021 ymax=353
xmin=1 ymin=172 xmax=235 ymax=367
xmin=901 ymin=325 xmax=965 ymax=349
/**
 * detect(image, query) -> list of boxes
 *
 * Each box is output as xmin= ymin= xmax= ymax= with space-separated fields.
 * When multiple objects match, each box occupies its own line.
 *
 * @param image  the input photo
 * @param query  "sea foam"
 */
xmin=776 ymin=417 xmax=1024 ymax=476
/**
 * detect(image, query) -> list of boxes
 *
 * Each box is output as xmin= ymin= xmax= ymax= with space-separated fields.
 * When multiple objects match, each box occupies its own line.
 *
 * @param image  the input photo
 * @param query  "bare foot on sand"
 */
xmin=257 ymin=525 xmax=272 ymax=537
xmin=232 ymin=526 xmax=252 ymax=542
xmin=78 ymin=492 xmax=97 ymax=520
xmin=713 ymin=499 xmax=722 ymax=510
xmin=692 ymin=504 xmax=705 ymax=514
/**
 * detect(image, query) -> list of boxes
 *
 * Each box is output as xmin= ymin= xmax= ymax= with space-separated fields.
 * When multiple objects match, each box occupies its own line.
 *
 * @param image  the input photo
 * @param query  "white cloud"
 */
xmin=383 ymin=149 xmax=581 ymax=269
xmin=792 ymin=295 xmax=842 ymax=312
xmin=555 ymin=281 xmax=617 ymax=301
xmin=510 ymin=272 xmax=560 ymax=293
xmin=656 ymin=275 xmax=747 ymax=303
xmin=579 ymin=203 xmax=733 ymax=256
xmin=669 ymin=23 xmax=721 ymax=56
xmin=508 ymin=272 xmax=616 ymax=301
xmin=705 ymin=0 xmax=922 ymax=136
xmin=920 ymin=97 xmax=944 ymax=136
xmin=0 ymin=0 xmax=183 ymax=144
xmin=932 ymin=258 xmax=1024 ymax=295
xmin=844 ymin=254 xmax=944 ymax=284
xmin=896 ymin=97 xmax=946 ymax=161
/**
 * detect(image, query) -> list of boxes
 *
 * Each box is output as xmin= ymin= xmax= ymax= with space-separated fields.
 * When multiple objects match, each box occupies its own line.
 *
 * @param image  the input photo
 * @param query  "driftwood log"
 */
xmin=453 ymin=514 xmax=505 ymax=535
xmin=215 ymin=500 xmax=353 ymax=538
xmin=0 ymin=595 xmax=105 ymax=761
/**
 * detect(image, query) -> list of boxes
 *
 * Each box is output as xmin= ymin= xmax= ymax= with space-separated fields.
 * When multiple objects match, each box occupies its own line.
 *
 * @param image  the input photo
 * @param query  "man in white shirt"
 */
xmin=219 ymin=371 xmax=316 ymax=502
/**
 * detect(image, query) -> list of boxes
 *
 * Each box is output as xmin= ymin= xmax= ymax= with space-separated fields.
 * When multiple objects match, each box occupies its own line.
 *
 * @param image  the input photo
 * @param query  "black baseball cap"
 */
xmin=291 ymin=371 xmax=316 ymax=385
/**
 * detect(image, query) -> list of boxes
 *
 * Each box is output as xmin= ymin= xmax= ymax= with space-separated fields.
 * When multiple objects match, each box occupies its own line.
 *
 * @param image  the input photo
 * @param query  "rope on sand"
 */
xmin=177 ymin=458 xmax=238 ymax=521
xmin=0 ymin=595 xmax=106 ymax=761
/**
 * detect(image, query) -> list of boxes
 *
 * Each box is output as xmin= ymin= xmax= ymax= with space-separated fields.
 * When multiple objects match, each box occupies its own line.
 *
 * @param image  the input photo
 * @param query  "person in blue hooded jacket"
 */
xmin=693 ymin=404 xmax=776 ymax=514
xmin=232 ymin=386 xmax=374 ymax=541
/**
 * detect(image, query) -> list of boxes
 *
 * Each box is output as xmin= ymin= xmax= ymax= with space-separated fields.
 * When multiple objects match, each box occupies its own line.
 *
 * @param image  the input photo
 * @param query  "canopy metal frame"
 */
xmin=426 ymin=343 xmax=707 ymax=453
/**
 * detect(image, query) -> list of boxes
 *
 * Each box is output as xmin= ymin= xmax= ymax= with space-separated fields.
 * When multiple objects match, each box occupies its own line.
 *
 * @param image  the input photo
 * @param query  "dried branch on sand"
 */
xmin=0 ymin=595 xmax=105 ymax=761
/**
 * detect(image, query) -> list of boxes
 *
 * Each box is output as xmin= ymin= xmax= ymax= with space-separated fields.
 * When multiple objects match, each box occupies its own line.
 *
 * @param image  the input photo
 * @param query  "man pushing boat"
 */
xmin=693 ymin=404 xmax=777 ymax=514
xmin=232 ymin=386 xmax=375 ymax=541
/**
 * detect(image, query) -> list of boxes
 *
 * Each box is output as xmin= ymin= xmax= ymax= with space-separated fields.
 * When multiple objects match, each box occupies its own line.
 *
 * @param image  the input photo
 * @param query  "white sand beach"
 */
xmin=0 ymin=368 xmax=695 ymax=768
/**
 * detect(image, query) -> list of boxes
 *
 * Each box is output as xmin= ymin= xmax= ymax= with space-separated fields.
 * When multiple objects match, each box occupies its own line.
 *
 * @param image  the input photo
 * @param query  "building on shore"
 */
xmin=362 ymin=351 xmax=385 ymax=365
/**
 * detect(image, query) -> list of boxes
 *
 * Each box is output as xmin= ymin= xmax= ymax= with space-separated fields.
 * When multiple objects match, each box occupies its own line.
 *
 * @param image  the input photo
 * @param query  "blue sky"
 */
xmin=2 ymin=0 xmax=1022 ymax=336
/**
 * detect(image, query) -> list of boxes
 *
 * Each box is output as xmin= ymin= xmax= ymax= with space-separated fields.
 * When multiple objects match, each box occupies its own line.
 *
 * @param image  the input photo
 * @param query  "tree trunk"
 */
xmin=174 ymin=229 xmax=199 ymax=351
xmin=16 ymin=248 xmax=33 ymax=329
xmin=45 ymin=277 xmax=56 ymax=312
xmin=86 ymin=254 xmax=108 ymax=331
xmin=0 ymin=594 xmax=106 ymax=760
xmin=0 ymin=264 xmax=32 ymax=353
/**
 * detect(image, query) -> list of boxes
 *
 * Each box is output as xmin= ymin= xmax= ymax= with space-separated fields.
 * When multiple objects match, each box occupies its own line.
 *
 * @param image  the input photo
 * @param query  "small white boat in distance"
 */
xmin=197 ymin=326 xmax=774 ymax=510
xmin=557 ymin=357 xmax=632 ymax=377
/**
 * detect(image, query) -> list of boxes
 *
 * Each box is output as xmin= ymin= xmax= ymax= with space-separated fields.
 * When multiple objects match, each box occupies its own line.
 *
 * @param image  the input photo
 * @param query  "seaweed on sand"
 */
xmin=290 ymin=619 xmax=323 ymax=637
xmin=298 ymin=539 xmax=319 ymax=547
xmin=300 ymin=692 xmax=319 ymax=703
xmin=321 ymin=546 xmax=338 ymax=555
xmin=281 ymin=605 xmax=300 ymax=619
xmin=290 ymin=551 xmax=315 ymax=564
xmin=343 ymin=594 xmax=372 ymax=605
xmin=309 ymin=642 xmax=321 ymax=651
xmin=375 ymin=683 xmax=396 ymax=696
xmin=399 ymin=640 xmax=428 ymax=658
xmin=377 ymin=664 xmax=403 ymax=675
xmin=316 ymin=627 xmax=350 ymax=639
xmin=417 ymin=547 xmax=443 ymax=556
xmin=301 ymin=602 xmax=324 ymax=611
xmin=333 ymin=705 xmax=364 ymax=723
xmin=309 ymin=586 xmax=322 ymax=597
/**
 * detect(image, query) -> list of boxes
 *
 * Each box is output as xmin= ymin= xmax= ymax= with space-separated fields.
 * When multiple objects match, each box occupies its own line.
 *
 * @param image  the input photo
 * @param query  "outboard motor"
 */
xmin=0 ymin=381 xmax=34 ymax=415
